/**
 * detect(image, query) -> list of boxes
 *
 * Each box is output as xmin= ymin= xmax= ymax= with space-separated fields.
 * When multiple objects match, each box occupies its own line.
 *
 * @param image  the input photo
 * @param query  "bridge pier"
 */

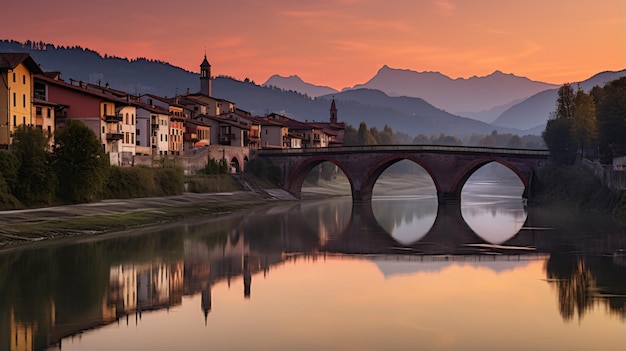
xmin=437 ymin=191 xmax=462 ymax=207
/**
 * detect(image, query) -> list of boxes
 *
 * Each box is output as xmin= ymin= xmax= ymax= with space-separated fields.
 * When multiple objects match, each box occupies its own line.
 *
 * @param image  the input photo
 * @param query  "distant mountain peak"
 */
xmin=262 ymin=74 xmax=338 ymax=98
xmin=348 ymin=65 xmax=558 ymax=117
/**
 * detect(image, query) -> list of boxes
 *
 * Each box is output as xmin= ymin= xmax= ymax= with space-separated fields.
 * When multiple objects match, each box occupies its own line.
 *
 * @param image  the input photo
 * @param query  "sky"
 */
xmin=3 ymin=0 xmax=625 ymax=90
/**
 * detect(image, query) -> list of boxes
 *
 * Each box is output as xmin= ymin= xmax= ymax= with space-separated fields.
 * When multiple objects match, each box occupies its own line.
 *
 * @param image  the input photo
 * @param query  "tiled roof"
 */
xmin=0 ymin=53 xmax=44 ymax=74
xmin=35 ymin=74 xmax=126 ymax=103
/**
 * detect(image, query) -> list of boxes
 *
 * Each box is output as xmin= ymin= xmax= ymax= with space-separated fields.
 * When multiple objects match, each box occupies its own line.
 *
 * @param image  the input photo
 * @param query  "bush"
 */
xmin=0 ymin=175 xmax=22 ymax=210
xmin=187 ymin=174 xmax=240 ymax=193
xmin=532 ymin=164 xmax=623 ymax=214
xmin=246 ymin=158 xmax=281 ymax=185
xmin=155 ymin=166 xmax=185 ymax=195
xmin=202 ymin=158 xmax=228 ymax=174
xmin=102 ymin=165 xmax=184 ymax=199
xmin=0 ymin=150 xmax=20 ymax=191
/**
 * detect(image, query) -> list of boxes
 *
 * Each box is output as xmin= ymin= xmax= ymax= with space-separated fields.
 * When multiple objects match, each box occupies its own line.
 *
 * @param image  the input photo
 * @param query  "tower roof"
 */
xmin=330 ymin=98 xmax=337 ymax=111
xmin=201 ymin=54 xmax=211 ymax=68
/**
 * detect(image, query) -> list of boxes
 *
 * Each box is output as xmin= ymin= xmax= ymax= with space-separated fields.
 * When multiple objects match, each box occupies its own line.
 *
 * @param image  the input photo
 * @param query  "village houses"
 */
xmin=0 ymin=52 xmax=345 ymax=171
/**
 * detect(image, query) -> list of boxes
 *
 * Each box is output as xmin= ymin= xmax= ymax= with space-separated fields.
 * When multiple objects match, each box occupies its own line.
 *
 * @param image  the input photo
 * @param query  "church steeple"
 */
xmin=329 ymin=98 xmax=338 ymax=123
xmin=200 ymin=54 xmax=211 ymax=96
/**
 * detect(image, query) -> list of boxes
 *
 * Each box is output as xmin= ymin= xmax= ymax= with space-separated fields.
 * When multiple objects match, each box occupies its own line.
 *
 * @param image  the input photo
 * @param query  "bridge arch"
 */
xmin=259 ymin=145 xmax=548 ymax=206
xmin=450 ymin=157 xmax=530 ymax=199
xmin=286 ymin=156 xmax=355 ymax=199
xmin=360 ymin=155 xmax=439 ymax=201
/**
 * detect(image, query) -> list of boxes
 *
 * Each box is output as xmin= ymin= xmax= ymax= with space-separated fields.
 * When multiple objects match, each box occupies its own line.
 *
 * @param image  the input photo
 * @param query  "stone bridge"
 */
xmin=257 ymin=145 xmax=549 ymax=205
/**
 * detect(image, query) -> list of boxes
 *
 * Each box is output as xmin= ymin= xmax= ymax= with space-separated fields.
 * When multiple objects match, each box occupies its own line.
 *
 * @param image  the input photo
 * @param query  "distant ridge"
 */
xmin=346 ymin=65 xmax=558 ymax=119
xmin=262 ymin=74 xmax=338 ymax=98
xmin=492 ymin=69 xmax=626 ymax=131
xmin=3 ymin=39 xmax=623 ymax=138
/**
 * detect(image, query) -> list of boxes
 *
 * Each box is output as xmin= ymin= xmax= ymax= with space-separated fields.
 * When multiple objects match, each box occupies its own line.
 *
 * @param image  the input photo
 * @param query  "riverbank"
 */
xmin=0 ymin=191 xmax=287 ymax=252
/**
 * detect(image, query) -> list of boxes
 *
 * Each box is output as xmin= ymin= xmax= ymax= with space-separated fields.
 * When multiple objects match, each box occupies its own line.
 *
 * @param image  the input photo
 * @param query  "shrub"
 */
xmin=246 ymin=158 xmax=281 ymax=185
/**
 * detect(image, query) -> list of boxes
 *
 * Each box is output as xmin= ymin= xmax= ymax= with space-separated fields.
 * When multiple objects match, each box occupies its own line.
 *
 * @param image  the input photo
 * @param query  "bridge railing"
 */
xmin=257 ymin=144 xmax=550 ymax=157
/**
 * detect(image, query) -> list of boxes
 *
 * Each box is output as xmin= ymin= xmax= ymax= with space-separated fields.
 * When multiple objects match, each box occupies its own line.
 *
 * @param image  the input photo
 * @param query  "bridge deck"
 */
xmin=257 ymin=144 xmax=550 ymax=157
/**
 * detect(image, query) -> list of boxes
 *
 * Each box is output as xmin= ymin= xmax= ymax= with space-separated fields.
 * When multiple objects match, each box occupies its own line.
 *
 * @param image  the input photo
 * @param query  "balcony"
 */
xmin=106 ymin=132 xmax=123 ymax=140
xmin=104 ymin=115 xmax=123 ymax=123
xmin=151 ymin=123 xmax=160 ymax=129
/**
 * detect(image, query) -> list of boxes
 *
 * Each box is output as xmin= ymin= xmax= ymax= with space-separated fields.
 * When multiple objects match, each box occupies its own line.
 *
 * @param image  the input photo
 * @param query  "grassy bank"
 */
xmin=530 ymin=163 xmax=626 ymax=218
xmin=0 ymin=192 xmax=272 ymax=251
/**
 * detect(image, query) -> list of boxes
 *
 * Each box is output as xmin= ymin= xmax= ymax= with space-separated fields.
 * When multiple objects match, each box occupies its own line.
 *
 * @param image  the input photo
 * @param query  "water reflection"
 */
xmin=1 ymin=199 xmax=626 ymax=350
xmin=372 ymin=195 xmax=438 ymax=245
xmin=461 ymin=181 xmax=528 ymax=244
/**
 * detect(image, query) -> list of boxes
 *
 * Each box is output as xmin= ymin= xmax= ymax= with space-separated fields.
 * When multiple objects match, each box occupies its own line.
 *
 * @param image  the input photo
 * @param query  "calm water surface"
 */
xmin=2 ymin=185 xmax=626 ymax=350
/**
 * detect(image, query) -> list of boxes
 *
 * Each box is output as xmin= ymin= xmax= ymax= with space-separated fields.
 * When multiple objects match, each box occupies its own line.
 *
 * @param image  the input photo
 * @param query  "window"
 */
xmin=132 ymin=114 xmax=135 ymax=125
xmin=23 ymin=94 xmax=26 ymax=108
xmin=13 ymin=93 xmax=16 ymax=107
xmin=12 ymin=73 xmax=15 ymax=82
xmin=36 ymin=107 xmax=42 ymax=116
xmin=102 ymin=126 xmax=105 ymax=134
xmin=23 ymin=75 xmax=26 ymax=84
xmin=137 ymin=129 xmax=140 ymax=136
xmin=125 ymin=113 xmax=129 ymax=124
xmin=131 ymin=133 xmax=134 ymax=144
xmin=23 ymin=117 xmax=26 ymax=125
xmin=47 ymin=126 xmax=51 ymax=135
xmin=47 ymin=108 xmax=51 ymax=118
xmin=13 ymin=115 xmax=16 ymax=127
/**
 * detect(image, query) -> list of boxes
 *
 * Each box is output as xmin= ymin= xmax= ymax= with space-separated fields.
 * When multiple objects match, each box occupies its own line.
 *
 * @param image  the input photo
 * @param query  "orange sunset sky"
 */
xmin=3 ymin=0 xmax=625 ymax=89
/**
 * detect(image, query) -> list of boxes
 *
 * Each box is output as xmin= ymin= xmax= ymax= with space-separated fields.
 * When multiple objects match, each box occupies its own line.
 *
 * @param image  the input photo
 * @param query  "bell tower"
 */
xmin=330 ymin=98 xmax=338 ymax=123
xmin=200 ymin=54 xmax=211 ymax=96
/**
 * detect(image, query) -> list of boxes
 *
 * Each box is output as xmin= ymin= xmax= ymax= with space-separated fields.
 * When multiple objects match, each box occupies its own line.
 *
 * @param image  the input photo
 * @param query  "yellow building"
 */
xmin=0 ymin=53 xmax=44 ymax=148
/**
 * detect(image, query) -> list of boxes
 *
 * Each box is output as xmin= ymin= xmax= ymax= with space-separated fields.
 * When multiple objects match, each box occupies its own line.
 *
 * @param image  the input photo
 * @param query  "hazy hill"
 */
xmin=263 ymin=74 xmax=338 ymax=98
xmin=0 ymin=39 xmax=198 ymax=97
xmin=492 ymin=69 xmax=626 ymax=131
xmin=215 ymin=78 xmax=519 ymax=137
xmin=347 ymin=65 xmax=558 ymax=118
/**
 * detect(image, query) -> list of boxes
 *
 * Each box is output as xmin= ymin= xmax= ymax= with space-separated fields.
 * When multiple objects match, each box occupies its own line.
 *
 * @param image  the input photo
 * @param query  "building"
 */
xmin=34 ymin=74 xmax=132 ymax=165
xmin=0 ymin=53 xmax=44 ymax=148
xmin=134 ymin=102 xmax=170 ymax=156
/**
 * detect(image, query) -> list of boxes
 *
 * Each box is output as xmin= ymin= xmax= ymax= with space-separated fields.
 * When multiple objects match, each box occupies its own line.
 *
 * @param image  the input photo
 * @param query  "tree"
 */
xmin=11 ymin=126 xmax=56 ymax=205
xmin=506 ymin=135 xmax=524 ymax=149
xmin=543 ymin=116 xmax=577 ymax=165
xmin=542 ymin=84 xmax=578 ymax=165
xmin=54 ymin=119 xmax=109 ymax=203
xmin=556 ymin=83 xmax=576 ymax=121
xmin=343 ymin=124 xmax=358 ymax=146
xmin=595 ymin=77 xmax=626 ymax=162
xmin=357 ymin=122 xmax=377 ymax=146
xmin=378 ymin=125 xmax=394 ymax=144
xmin=571 ymin=87 xmax=597 ymax=159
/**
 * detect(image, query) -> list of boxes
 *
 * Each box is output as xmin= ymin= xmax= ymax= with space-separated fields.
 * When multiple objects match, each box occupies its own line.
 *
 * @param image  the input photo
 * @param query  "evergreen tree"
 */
xmin=343 ymin=124 xmax=358 ymax=146
xmin=571 ymin=87 xmax=597 ymax=159
xmin=54 ymin=119 xmax=109 ymax=203
xmin=11 ymin=126 xmax=56 ymax=205
xmin=595 ymin=77 xmax=626 ymax=162
xmin=357 ymin=122 xmax=377 ymax=145
xmin=542 ymin=84 xmax=578 ymax=164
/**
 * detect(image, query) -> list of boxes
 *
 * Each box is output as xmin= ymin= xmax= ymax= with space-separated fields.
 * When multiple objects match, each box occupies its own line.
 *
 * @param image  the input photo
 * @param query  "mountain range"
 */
xmin=2 ymin=39 xmax=624 ymax=139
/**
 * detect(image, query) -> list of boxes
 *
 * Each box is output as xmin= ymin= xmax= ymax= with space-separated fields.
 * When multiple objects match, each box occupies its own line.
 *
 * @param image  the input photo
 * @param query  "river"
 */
xmin=1 ymin=182 xmax=626 ymax=350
